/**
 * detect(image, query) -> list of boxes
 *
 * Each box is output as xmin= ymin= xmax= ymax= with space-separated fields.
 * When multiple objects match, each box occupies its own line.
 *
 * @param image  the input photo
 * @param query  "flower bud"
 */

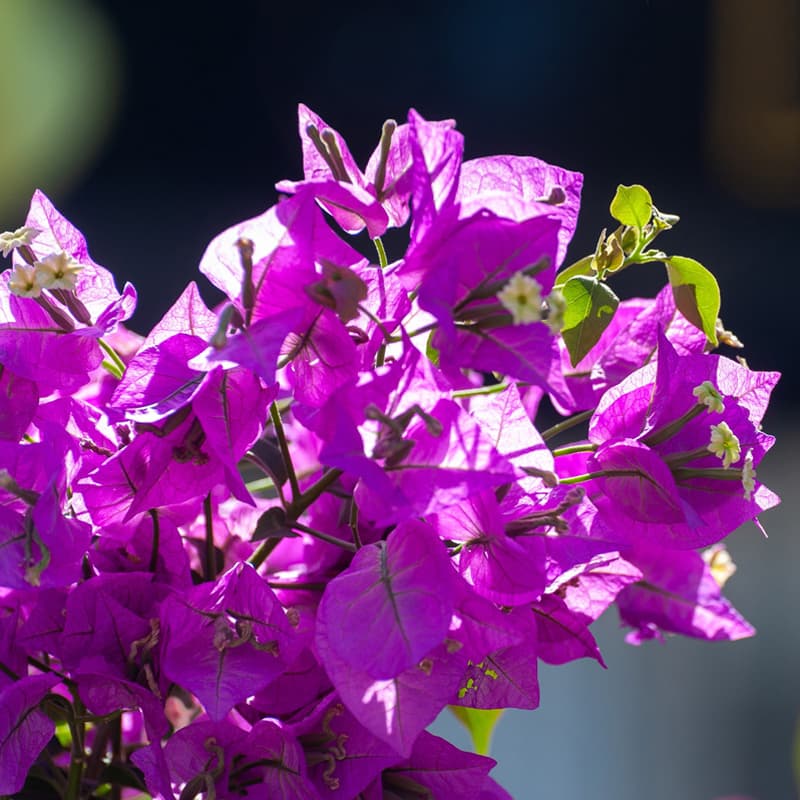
xmin=702 ymin=544 xmax=737 ymax=587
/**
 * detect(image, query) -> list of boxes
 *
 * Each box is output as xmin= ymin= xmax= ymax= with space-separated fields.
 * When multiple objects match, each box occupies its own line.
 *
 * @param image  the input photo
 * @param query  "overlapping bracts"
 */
xmin=0 ymin=106 xmax=778 ymax=798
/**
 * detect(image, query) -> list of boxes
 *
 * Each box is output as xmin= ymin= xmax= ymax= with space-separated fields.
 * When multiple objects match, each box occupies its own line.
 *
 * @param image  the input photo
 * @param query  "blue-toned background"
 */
xmin=1 ymin=1 xmax=797 ymax=797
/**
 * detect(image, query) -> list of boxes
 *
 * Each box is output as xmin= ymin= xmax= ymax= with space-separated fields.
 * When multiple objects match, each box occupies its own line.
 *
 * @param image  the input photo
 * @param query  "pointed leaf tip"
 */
xmin=665 ymin=255 xmax=720 ymax=346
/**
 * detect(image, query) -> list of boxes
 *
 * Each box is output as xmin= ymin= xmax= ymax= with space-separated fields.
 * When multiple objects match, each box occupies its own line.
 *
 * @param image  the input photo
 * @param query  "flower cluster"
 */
xmin=0 ymin=105 xmax=779 ymax=798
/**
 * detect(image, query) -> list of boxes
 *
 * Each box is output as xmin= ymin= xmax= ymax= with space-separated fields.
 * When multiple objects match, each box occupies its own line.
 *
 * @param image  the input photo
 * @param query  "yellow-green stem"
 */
xmin=270 ymin=402 xmax=300 ymax=504
xmin=98 ymin=338 xmax=126 ymax=378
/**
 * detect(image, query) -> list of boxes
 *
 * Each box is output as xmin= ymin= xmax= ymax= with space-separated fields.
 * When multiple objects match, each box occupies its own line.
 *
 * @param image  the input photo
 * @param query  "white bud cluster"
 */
xmin=0 ymin=226 xmax=40 ymax=258
xmin=4 ymin=249 xmax=83 ymax=298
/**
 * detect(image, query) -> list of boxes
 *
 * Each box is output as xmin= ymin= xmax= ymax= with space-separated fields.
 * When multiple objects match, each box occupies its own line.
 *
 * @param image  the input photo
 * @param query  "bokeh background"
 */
xmin=1 ymin=1 xmax=798 ymax=797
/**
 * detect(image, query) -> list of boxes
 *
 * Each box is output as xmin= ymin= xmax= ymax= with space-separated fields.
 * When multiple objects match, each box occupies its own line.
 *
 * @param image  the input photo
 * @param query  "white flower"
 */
xmin=497 ymin=272 xmax=542 ymax=325
xmin=692 ymin=380 xmax=725 ymax=413
xmin=33 ymin=251 xmax=83 ymax=291
xmin=702 ymin=544 xmax=737 ymax=588
xmin=741 ymin=448 xmax=756 ymax=501
xmin=7 ymin=264 xmax=41 ymax=297
xmin=545 ymin=289 xmax=567 ymax=333
xmin=707 ymin=421 xmax=741 ymax=468
xmin=0 ymin=226 xmax=40 ymax=258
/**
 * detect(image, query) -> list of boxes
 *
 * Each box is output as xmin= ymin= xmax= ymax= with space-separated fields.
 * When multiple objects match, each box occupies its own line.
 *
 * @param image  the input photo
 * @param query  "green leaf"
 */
xmin=54 ymin=719 xmax=71 ymax=748
xmin=665 ymin=255 xmax=720 ymax=346
xmin=449 ymin=706 xmax=505 ymax=755
xmin=252 ymin=507 xmax=296 ymax=541
xmin=425 ymin=331 xmax=440 ymax=366
xmin=560 ymin=276 xmax=620 ymax=367
xmin=610 ymin=184 xmax=653 ymax=229
xmin=554 ymin=254 xmax=594 ymax=289
xmin=595 ymin=232 xmax=624 ymax=274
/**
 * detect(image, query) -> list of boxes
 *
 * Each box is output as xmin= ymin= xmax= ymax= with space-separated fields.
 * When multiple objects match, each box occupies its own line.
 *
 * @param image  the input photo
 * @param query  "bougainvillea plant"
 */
xmin=0 ymin=104 xmax=779 ymax=799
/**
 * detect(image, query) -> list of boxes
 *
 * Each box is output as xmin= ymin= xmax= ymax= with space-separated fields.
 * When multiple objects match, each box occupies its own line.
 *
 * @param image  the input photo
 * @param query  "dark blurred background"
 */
xmin=1 ymin=1 xmax=798 ymax=797
xmin=2 ymin=0 xmax=797 ymax=398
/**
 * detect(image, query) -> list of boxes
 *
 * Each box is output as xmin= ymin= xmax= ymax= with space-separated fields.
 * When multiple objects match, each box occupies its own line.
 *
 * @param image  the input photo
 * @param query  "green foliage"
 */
xmin=561 ymin=276 xmax=620 ymax=366
xmin=665 ymin=256 xmax=720 ymax=346
xmin=609 ymin=183 xmax=653 ymax=230
xmin=558 ymin=184 xmax=721 ymax=362
xmin=591 ymin=230 xmax=625 ymax=276
xmin=554 ymin=254 xmax=594 ymax=289
xmin=426 ymin=331 xmax=440 ymax=367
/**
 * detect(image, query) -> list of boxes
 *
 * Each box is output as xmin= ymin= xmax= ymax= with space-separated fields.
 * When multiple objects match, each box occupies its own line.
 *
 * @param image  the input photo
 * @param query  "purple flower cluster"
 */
xmin=0 ymin=105 xmax=779 ymax=798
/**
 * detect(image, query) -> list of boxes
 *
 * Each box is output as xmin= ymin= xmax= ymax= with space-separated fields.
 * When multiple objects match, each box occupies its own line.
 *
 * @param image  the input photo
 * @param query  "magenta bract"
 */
xmin=0 ymin=102 xmax=780 ymax=797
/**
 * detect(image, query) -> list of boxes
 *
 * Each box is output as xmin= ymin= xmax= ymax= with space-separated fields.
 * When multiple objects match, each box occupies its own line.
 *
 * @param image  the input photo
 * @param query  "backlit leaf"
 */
xmin=609 ymin=183 xmax=653 ymax=229
xmin=665 ymin=256 xmax=720 ymax=346
xmin=560 ymin=276 xmax=620 ymax=366
xmin=553 ymin=254 xmax=594 ymax=290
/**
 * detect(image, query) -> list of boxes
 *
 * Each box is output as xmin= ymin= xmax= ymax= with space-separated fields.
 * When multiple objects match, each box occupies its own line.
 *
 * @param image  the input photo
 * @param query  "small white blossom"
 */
xmin=545 ymin=289 xmax=566 ymax=333
xmin=701 ymin=544 xmax=737 ymax=588
xmin=741 ymin=448 xmax=756 ymax=501
xmin=0 ymin=226 xmax=40 ymax=258
xmin=497 ymin=272 xmax=543 ymax=325
xmin=33 ymin=251 xmax=83 ymax=291
xmin=692 ymin=380 xmax=725 ymax=413
xmin=7 ymin=264 xmax=41 ymax=297
xmin=707 ymin=421 xmax=741 ymax=468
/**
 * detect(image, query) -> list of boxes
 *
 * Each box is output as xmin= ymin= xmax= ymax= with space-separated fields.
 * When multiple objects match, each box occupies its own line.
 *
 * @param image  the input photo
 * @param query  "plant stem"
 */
xmin=356 ymin=302 xmax=392 ymax=367
xmin=558 ymin=468 xmax=644 ymax=484
xmin=27 ymin=656 xmax=74 ymax=688
xmin=390 ymin=320 xmax=437 ymax=341
xmin=98 ymin=338 xmax=126 ymax=378
xmin=453 ymin=382 xmax=513 ymax=399
xmin=267 ymin=580 xmax=327 ymax=591
xmin=541 ymin=409 xmax=593 ymax=441
xmin=673 ymin=466 xmax=743 ymax=481
xmin=0 ymin=659 xmax=19 ymax=682
xmin=66 ymin=700 xmax=86 ymax=800
xmin=148 ymin=508 xmax=160 ymax=573
xmin=203 ymin=493 xmax=216 ymax=581
xmin=642 ymin=404 xmax=705 ymax=447
xmin=374 ymin=236 xmax=388 ymax=268
xmin=292 ymin=520 xmax=357 ymax=552
xmin=249 ymin=468 xmax=346 ymax=569
xmin=663 ymin=446 xmax=711 ymax=467
xmin=66 ymin=757 xmax=83 ymax=800
xmin=270 ymin=402 xmax=300 ymax=504
xmin=110 ymin=713 xmax=122 ymax=800
xmin=552 ymin=442 xmax=598 ymax=457
xmin=242 ymin=450 xmax=286 ymax=506
xmin=247 ymin=537 xmax=282 ymax=570
xmin=288 ymin=468 xmax=343 ymax=517
xmin=349 ymin=499 xmax=362 ymax=549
